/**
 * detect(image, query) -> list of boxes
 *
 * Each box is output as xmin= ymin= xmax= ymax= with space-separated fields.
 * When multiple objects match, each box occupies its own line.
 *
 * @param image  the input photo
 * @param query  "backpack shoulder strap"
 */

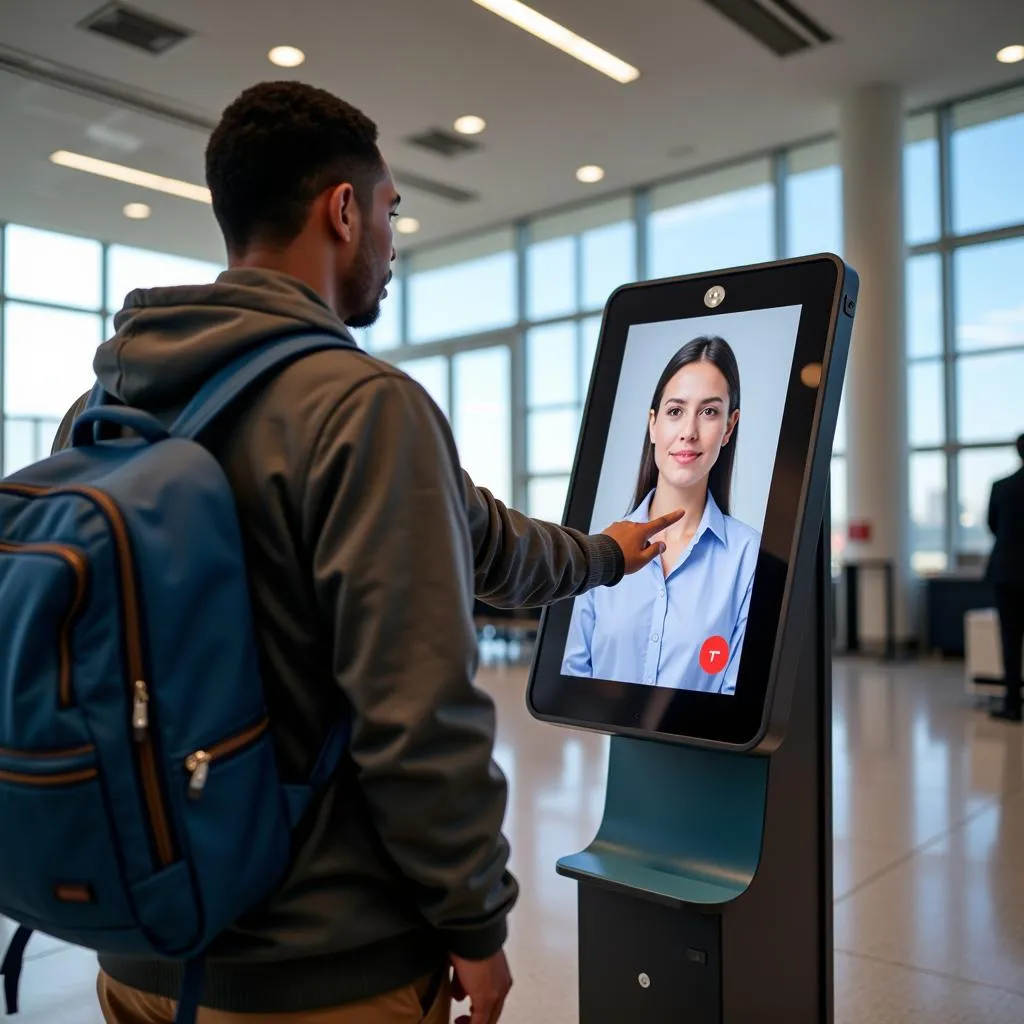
xmin=171 ymin=333 xmax=351 ymax=440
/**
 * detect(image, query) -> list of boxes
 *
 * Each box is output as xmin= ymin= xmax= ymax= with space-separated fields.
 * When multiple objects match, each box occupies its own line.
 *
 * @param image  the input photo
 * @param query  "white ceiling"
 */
xmin=0 ymin=0 xmax=1021 ymax=263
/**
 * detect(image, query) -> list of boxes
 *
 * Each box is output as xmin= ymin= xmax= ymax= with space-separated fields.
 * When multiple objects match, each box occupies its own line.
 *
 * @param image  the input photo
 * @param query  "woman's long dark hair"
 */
xmin=630 ymin=335 xmax=741 ymax=515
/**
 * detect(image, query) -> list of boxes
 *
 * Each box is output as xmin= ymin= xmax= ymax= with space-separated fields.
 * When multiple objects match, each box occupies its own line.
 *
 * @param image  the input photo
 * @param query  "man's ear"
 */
xmin=328 ymin=183 xmax=357 ymax=244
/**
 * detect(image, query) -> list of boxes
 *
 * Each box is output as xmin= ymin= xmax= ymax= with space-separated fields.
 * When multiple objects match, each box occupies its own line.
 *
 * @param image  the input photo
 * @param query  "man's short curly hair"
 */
xmin=205 ymin=81 xmax=384 ymax=253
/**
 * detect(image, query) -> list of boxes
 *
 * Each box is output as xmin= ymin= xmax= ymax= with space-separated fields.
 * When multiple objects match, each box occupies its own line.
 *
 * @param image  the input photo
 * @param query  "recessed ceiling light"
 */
xmin=996 ymin=44 xmax=1024 ymax=64
xmin=269 ymin=45 xmax=305 ymax=68
xmin=454 ymin=115 xmax=487 ymax=136
xmin=471 ymin=0 xmax=639 ymax=84
xmin=395 ymin=216 xmax=421 ymax=235
xmin=576 ymin=164 xmax=605 ymax=184
xmin=50 ymin=151 xmax=211 ymax=204
xmin=123 ymin=202 xmax=151 ymax=220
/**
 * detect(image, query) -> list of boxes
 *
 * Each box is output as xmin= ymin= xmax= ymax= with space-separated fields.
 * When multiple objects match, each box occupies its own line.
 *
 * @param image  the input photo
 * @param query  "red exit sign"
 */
xmin=848 ymin=520 xmax=872 ymax=542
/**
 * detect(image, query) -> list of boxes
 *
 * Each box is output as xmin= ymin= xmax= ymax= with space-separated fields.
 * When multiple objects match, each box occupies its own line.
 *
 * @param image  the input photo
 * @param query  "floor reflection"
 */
xmin=5 ymin=656 xmax=1024 ymax=1022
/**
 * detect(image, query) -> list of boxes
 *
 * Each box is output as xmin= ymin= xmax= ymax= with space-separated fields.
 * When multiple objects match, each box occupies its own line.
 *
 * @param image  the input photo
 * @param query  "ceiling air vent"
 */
xmin=79 ymin=2 xmax=193 ymax=56
xmin=405 ymin=128 xmax=481 ymax=159
xmin=702 ymin=0 xmax=834 ymax=57
xmin=391 ymin=168 xmax=479 ymax=204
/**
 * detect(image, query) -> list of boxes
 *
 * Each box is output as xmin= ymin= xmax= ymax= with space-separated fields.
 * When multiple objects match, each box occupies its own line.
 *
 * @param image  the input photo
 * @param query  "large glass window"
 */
xmin=648 ymin=159 xmax=775 ymax=279
xmin=908 ymin=360 xmax=945 ymax=449
xmin=527 ymin=198 xmax=635 ymax=321
xmin=408 ymin=231 xmax=517 ymax=344
xmin=362 ymin=272 xmax=403 ymax=353
xmin=910 ymin=451 xmax=948 ymax=573
xmin=525 ymin=322 xmax=587 ymax=515
xmin=580 ymin=315 xmax=601 ymax=398
xmin=956 ymin=350 xmax=1024 ymax=445
xmin=951 ymin=86 xmax=1024 ymax=236
xmin=527 ymin=234 xmax=575 ymax=322
xmin=4 ymin=225 xmax=103 ymax=311
xmin=453 ymin=345 xmax=511 ymax=504
xmin=957 ymin=447 xmax=1020 ymax=555
xmin=3 ymin=82 xmax=1022 ymax=571
xmin=527 ymin=322 xmax=577 ymax=408
xmin=395 ymin=354 xmax=449 ymax=419
xmin=581 ymin=212 xmax=635 ymax=311
xmin=954 ymin=237 xmax=1024 ymax=354
xmin=106 ymin=245 xmax=223 ymax=312
xmin=906 ymin=253 xmax=944 ymax=360
xmin=528 ymin=408 xmax=581 ymax=475
xmin=528 ymin=476 xmax=571 ymax=523
xmin=786 ymin=141 xmax=842 ymax=257
xmin=904 ymin=113 xmax=941 ymax=246
xmin=3 ymin=303 xmax=103 ymax=472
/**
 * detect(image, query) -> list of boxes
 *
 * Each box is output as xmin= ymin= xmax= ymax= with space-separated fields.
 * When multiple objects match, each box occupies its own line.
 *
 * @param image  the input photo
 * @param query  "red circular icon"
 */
xmin=699 ymin=636 xmax=730 ymax=674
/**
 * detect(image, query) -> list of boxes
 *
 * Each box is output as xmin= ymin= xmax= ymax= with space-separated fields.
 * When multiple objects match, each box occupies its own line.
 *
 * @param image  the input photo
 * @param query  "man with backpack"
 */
xmin=23 ymin=81 xmax=680 ymax=1024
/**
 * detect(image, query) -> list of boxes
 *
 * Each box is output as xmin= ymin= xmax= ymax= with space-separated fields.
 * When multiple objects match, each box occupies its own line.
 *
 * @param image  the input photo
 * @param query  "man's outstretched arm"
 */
xmin=464 ymin=475 xmax=681 ymax=609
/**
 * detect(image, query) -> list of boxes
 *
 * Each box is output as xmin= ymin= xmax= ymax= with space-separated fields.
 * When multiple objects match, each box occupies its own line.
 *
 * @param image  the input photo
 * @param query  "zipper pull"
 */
xmin=185 ymin=751 xmax=211 ymax=799
xmin=132 ymin=680 xmax=149 ymax=741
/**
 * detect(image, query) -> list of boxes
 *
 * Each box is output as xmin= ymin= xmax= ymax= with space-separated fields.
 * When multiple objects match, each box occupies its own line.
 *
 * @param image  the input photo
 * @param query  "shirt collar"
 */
xmin=629 ymin=489 xmax=728 ymax=545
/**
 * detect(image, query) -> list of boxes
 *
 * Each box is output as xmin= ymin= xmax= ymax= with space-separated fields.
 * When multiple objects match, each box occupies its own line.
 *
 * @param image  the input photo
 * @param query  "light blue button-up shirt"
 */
xmin=561 ymin=491 xmax=760 ymax=694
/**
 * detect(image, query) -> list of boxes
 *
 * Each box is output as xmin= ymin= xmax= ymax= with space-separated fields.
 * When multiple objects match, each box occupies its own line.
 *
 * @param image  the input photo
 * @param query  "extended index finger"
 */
xmin=645 ymin=508 xmax=684 ymax=534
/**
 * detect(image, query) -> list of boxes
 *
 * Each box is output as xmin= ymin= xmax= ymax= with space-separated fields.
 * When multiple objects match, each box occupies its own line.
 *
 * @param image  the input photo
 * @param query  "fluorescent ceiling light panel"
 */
xmin=49 ymin=151 xmax=212 ymax=204
xmin=471 ymin=0 xmax=640 ymax=83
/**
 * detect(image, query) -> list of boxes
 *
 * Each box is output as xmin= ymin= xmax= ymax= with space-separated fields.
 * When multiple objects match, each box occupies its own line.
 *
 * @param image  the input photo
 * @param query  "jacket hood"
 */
xmin=94 ymin=268 xmax=357 ymax=408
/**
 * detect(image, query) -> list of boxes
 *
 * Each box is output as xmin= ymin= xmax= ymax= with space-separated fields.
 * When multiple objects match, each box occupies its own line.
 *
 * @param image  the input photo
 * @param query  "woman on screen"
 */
xmin=561 ymin=336 xmax=760 ymax=694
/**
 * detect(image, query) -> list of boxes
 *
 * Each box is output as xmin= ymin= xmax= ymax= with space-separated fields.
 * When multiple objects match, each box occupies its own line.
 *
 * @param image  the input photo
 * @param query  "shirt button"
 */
xmin=659 ymin=589 xmax=665 ymax=599
xmin=645 ymin=678 xmax=654 ymax=685
xmin=652 ymin=633 xmax=660 ymax=643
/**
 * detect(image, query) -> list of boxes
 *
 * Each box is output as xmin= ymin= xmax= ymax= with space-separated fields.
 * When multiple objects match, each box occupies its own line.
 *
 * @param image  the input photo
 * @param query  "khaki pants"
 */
xmin=98 ymin=970 xmax=451 ymax=1024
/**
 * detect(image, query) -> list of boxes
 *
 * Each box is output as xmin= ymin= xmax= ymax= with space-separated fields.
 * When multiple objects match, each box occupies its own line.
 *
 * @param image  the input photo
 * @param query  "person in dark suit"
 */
xmin=985 ymin=433 xmax=1024 ymax=722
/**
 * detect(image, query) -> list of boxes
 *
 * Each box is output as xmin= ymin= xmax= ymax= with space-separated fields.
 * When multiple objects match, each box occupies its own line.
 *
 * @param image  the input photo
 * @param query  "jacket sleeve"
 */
xmin=302 ymin=373 xmax=515 ymax=960
xmin=464 ymin=474 xmax=624 ymax=609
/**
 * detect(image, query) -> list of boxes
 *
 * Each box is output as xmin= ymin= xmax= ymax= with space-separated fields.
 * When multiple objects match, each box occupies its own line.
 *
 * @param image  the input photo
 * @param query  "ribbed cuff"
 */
xmin=585 ymin=533 xmax=625 ymax=590
xmin=439 ymin=918 xmax=508 ymax=961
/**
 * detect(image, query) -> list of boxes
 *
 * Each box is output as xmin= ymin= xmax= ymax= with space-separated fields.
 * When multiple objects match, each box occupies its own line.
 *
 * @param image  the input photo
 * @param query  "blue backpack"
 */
xmin=0 ymin=334 xmax=350 ymax=1023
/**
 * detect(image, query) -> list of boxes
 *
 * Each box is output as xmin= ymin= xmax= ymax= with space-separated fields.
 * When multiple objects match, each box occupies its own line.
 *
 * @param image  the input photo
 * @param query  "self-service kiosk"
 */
xmin=528 ymin=254 xmax=858 ymax=1022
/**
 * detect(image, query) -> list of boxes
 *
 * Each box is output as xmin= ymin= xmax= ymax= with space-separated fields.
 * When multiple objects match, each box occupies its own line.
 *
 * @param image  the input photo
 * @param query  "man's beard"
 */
xmin=344 ymin=241 xmax=388 ymax=330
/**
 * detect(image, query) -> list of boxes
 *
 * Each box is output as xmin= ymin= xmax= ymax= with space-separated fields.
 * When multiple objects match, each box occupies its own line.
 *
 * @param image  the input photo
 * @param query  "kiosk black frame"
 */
xmin=524 ymin=254 xmax=857 ymax=1022
xmin=528 ymin=255 xmax=856 ymax=753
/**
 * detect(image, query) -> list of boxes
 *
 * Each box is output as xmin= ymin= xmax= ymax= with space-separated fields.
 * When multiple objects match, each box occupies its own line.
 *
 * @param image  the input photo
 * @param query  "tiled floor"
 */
xmin=3 ymin=656 xmax=1022 ymax=1022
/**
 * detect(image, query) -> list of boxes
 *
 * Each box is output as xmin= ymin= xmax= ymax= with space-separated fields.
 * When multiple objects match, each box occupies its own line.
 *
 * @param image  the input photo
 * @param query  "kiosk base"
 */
xmin=559 ymin=530 xmax=833 ymax=1023
xmin=579 ymin=886 xmax=722 ymax=1021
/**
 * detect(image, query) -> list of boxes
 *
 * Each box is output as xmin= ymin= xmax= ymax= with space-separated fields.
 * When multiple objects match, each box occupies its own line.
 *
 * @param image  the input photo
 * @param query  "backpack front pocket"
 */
xmin=174 ymin=718 xmax=291 ymax=934
xmin=0 ymin=746 xmax=135 ymax=932
xmin=0 ymin=542 xmax=87 ymax=711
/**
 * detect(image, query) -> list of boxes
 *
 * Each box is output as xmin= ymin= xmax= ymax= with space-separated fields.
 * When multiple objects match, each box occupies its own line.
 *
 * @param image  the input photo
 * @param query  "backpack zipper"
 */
xmin=0 ymin=483 xmax=175 ymax=870
xmin=0 ymin=540 xmax=88 ymax=709
xmin=185 ymin=717 xmax=270 ymax=799
xmin=0 ymin=765 xmax=98 ymax=786
xmin=0 ymin=742 xmax=95 ymax=759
